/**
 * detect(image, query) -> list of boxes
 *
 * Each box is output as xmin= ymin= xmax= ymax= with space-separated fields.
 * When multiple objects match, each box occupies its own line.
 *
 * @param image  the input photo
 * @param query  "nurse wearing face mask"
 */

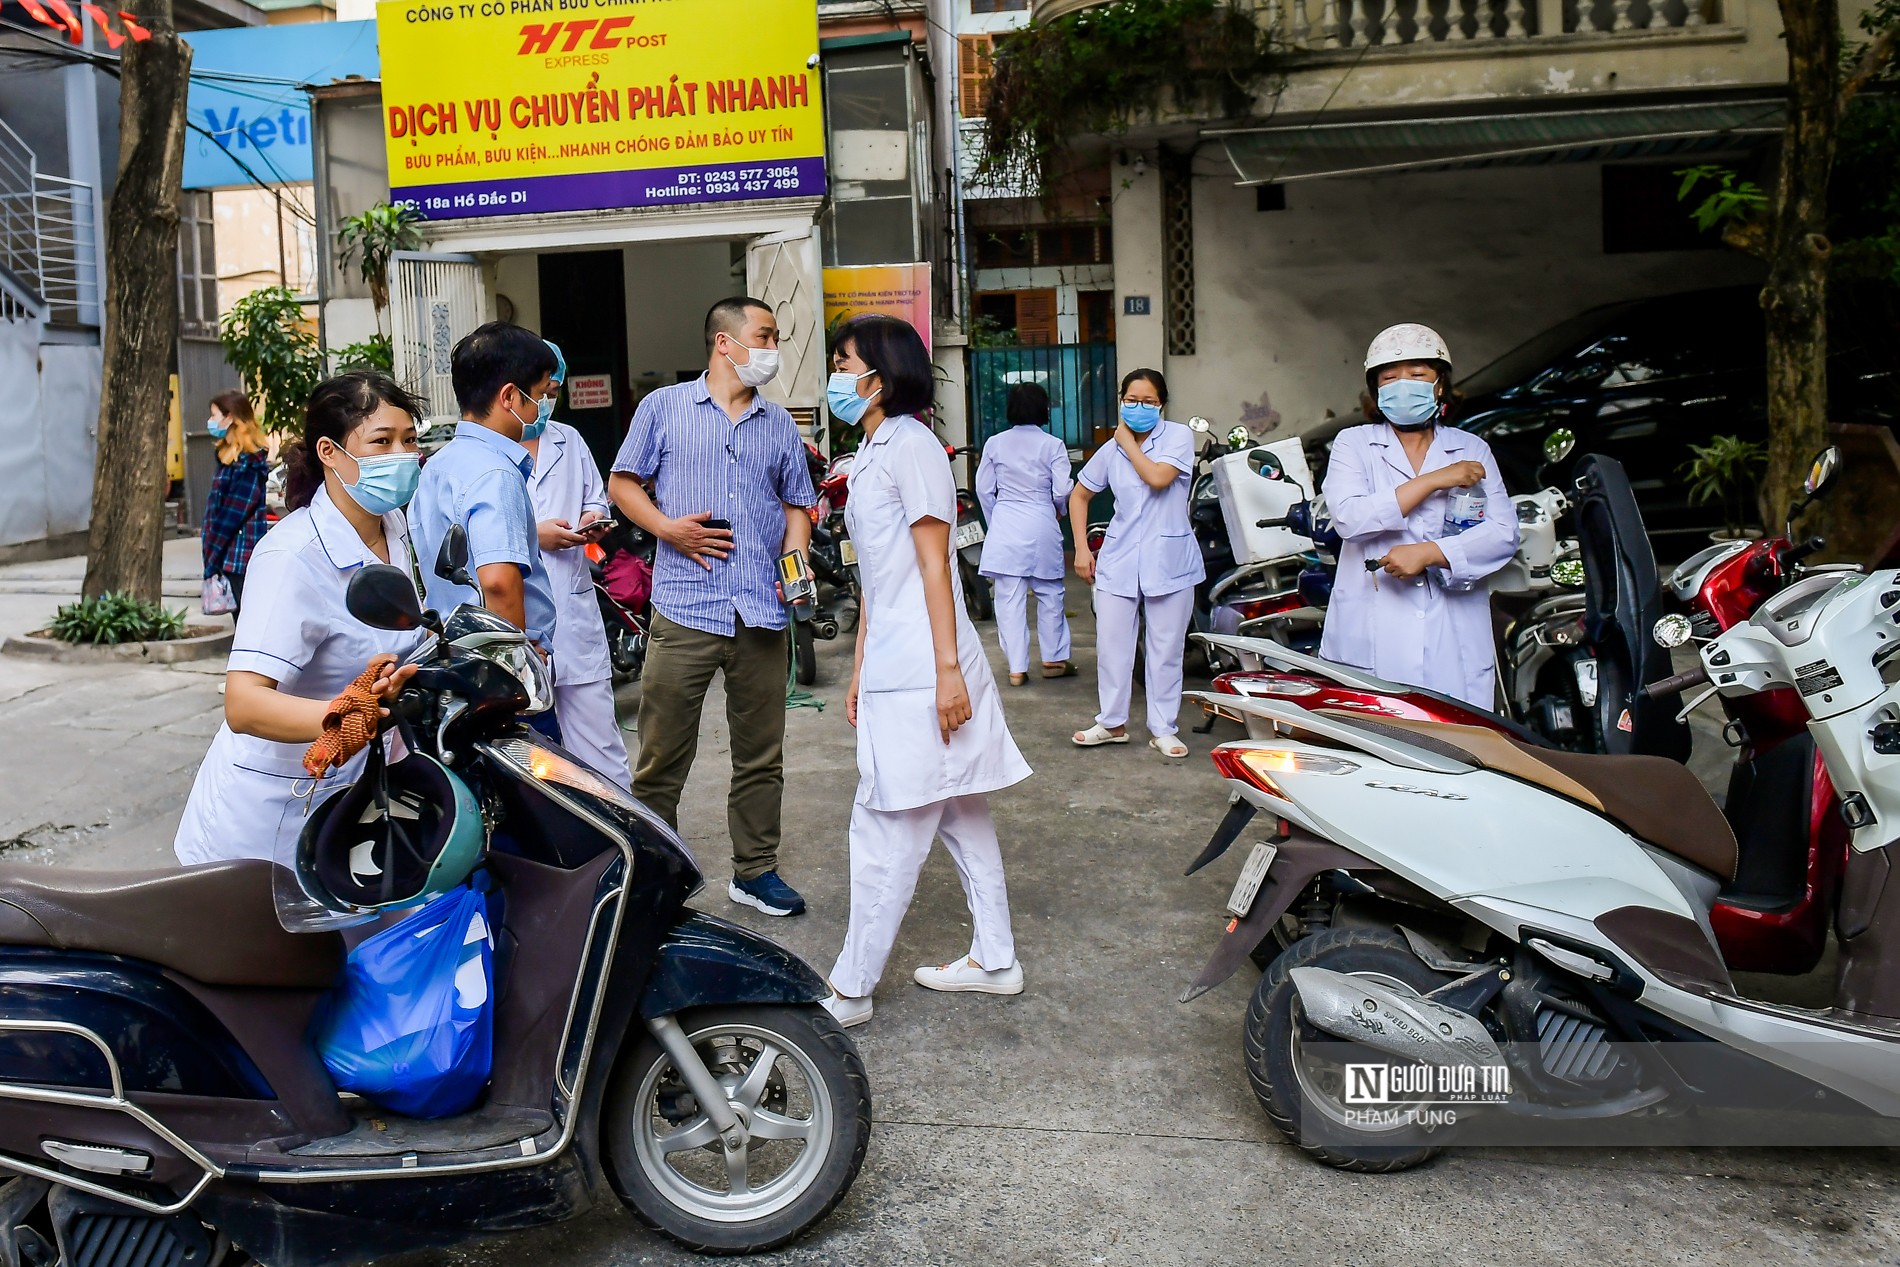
xmin=1318 ymin=324 xmax=1519 ymax=707
xmin=1068 ymin=369 xmax=1203 ymax=759
xmin=821 ymin=314 xmax=1031 ymax=1029
xmin=173 ymin=372 xmax=429 ymax=868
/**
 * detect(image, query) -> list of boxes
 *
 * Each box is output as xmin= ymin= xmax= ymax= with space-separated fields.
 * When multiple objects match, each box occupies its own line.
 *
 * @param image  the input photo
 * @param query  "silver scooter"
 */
xmin=1182 ymin=561 xmax=1900 ymax=1170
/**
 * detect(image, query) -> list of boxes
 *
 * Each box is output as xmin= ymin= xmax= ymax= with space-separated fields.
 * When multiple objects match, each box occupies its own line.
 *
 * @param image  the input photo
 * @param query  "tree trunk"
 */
xmin=1759 ymin=0 xmax=1839 ymax=532
xmin=81 ymin=4 xmax=192 ymax=602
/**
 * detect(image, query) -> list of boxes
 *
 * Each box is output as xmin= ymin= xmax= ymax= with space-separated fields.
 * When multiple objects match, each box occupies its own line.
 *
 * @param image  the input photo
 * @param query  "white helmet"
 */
xmin=1364 ymin=323 xmax=1451 ymax=377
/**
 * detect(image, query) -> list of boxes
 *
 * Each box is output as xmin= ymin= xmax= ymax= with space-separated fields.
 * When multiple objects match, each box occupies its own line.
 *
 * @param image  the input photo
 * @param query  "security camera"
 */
xmin=806 ymin=52 xmax=820 ymax=68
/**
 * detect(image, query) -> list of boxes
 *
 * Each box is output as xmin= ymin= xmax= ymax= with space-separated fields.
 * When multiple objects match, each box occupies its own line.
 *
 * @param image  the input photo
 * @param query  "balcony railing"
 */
xmin=0 ymin=116 xmax=100 ymax=328
xmin=1258 ymin=0 xmax=1721 ymax=49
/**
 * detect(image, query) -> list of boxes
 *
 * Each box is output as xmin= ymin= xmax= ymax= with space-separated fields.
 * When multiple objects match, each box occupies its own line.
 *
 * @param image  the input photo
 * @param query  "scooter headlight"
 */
xmin=468 ymin=638 xmax=555 ymax=715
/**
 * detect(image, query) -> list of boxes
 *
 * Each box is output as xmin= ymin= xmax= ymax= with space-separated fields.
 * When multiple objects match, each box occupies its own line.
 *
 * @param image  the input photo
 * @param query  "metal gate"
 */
xmin=387 ymin=250 xmax=484 ymax=424
xmin=745 ymin=230 xmax=822 ymax=423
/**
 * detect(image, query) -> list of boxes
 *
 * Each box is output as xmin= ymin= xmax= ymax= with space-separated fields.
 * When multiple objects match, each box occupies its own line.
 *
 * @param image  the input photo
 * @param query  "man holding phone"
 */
xmin=608 ymin=297 xmax=816 ymax=917
xmin=525 ymin=340 xmax=631 ymax=788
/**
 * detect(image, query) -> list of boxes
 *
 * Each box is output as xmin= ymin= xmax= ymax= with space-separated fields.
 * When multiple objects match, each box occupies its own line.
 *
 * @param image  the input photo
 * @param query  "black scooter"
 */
xmin=0 ymin=528 xmax=870 ymax=1265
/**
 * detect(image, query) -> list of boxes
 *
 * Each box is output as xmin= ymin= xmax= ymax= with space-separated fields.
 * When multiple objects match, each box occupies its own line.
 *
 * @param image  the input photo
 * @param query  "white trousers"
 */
xmin=829 ymin=793 xmax=1016 ymax=999
xmin=1093 ymin=586 xmax=1194 ymax=739
xmin=990 ymin=573 xmax=1070 ymax=675
xmin=554 ymin=678 xmax=631 ymax=792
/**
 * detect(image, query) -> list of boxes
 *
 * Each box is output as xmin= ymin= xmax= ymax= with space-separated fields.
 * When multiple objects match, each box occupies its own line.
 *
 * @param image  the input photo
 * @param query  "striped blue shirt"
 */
xmin=612 ymin=375 xmax=815 ymax=636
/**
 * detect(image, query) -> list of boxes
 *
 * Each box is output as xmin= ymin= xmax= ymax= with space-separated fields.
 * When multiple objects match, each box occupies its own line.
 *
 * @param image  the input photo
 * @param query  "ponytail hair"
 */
xmin=285 ymin=371 xmax=423 ymax=512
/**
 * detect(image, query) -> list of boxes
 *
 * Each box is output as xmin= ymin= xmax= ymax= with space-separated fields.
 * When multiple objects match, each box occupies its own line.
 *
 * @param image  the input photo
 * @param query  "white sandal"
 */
xmin=1150 ymin=735 xmax=1189 ymax=758
xmin=1072 ymin=724 xmax=1130 ymax=747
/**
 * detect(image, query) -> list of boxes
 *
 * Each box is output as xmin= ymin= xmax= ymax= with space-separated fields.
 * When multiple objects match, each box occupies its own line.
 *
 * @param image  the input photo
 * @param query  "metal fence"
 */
xmin=968 ymin=343 xmax=1117 ymax=450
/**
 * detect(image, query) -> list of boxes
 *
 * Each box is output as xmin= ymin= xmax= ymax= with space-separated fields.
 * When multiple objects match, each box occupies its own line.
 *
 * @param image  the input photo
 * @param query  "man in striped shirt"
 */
xmin=608 ymin=297 xmax=816 ymax=917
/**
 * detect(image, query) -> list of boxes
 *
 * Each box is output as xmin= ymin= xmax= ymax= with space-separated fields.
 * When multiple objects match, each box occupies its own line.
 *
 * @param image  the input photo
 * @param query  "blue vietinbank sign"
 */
xmin=182 ymin=21 xmax=380 ymax=190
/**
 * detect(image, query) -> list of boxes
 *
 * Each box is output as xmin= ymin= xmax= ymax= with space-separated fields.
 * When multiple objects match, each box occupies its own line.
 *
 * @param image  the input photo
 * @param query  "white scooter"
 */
xmin=1182 ymin=562 xmax=1900 ymax=1170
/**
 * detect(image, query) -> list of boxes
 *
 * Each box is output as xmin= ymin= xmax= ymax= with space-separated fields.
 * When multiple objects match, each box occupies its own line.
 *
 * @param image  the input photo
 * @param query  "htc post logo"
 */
xmin=1344 ymin=1065 xmax=1389 ymax=1105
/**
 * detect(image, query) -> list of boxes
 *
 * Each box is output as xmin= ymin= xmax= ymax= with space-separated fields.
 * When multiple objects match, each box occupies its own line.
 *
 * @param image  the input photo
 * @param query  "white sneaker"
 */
xmin=913 ymin=958 xmax=1025 ymax=995
xmin=821 ymin=992 xmax=873 ymax=1029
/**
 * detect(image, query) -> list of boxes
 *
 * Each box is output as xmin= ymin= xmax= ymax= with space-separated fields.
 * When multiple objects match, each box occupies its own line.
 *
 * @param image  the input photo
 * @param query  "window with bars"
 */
xmin=176 ymin=191 xmax=218 ymax=339
xmin=1160 ymin=149 xmax=1195 ymax=356
xmin=971 ymin=223 xmax=1111 ymax=269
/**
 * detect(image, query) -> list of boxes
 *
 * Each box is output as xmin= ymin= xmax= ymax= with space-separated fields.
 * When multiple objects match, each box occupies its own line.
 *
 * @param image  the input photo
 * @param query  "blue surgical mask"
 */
xmin=1377 ymin=379 xmax=1440 ymax=431
xmin=338 ymin=452 xmax=421 ymax=515
xmin=1120 ymin=401 xmax=1162 ymax=434
xmin=827 ymin=370 xmax=878 ymax=425
xmin=206 ymin=418 xmax=228 ymax=438
xmin=521 ymin=394 xmax=555 ymax=442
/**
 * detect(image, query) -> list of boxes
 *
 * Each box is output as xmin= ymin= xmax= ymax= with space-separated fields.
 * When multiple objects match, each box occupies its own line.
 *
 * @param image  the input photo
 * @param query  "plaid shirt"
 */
xmin=202 ymin=449 xmax=270 ymax=578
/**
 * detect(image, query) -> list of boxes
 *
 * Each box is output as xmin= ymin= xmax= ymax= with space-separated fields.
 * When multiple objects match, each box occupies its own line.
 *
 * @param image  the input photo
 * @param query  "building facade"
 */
xmin=948 ymin=0 xmax=1861 ymax=448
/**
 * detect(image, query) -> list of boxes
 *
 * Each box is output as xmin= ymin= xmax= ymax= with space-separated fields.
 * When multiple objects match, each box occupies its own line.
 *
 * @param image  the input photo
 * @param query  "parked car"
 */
xmin=1307 ymin=286 xmax=1900 ymax=552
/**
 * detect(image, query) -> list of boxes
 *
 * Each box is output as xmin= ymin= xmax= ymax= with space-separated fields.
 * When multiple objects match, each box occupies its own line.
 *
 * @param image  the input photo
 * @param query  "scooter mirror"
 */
xmin=347 ymin=564 xmax=430 ymax=632
xmin=1542 ymin=427 xmax=1577 ymax=466
xmin=1249 ymin=448 xmax=1285 ymax=481
xmin=1550 ymin=557 xmax=1585 ymax=588
xmin=435 ymin=524 xmax=475 ymax=588
xmin=1804 ymin=445 xmax=1841 ymax=498
xmin=1188 ymin=416 xmax=1211 ymax=434
xmin=1227 ymin=425 xmax=1252 ymax=448
xmin=1652 ymin=613 xmax=1694 ymax=650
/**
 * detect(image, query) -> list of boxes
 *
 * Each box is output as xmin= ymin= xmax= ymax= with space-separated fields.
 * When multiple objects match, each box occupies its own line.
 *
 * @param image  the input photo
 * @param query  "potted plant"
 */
xmin=1681 ymin=434 xmax=1769 ymax=541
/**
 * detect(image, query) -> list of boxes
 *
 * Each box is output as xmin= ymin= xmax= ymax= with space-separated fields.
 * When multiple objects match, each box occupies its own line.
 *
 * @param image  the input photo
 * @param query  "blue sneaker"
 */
xmin=729 ymin=871 xmax=807 ymax=917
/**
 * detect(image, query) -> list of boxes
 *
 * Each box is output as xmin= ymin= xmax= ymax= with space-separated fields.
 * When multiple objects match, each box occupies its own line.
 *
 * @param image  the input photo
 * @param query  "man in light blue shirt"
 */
xmin=608 ymin=296 xmax=815 ymax=917
xmin=410 ymin=322 xmax=560 ymax=651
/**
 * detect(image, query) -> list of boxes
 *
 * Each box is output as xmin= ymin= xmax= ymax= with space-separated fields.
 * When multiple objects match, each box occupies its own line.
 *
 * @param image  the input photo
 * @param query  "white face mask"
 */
xmin=724 ymin=337 xmax=781 ymax=389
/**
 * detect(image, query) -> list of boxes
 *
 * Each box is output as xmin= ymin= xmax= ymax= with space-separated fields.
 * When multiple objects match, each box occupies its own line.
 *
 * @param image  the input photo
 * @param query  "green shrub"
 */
xmin=47 ymin=593 xmax=188 ymax=645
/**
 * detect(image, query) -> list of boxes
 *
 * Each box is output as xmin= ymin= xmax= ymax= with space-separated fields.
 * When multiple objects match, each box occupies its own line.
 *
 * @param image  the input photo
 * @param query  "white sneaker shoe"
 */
xmin=821 ymin=992 xmax=873 ymax=1029
xmin=913 ymin=958 xmax=1025 ymax=995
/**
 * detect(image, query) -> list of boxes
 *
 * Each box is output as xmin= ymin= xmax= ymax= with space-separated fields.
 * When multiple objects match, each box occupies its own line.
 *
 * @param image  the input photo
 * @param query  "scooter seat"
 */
xmin=1343 ymin=716 xmax=1738 ymax=883
xmin=0 ymin=859 xmax=344 ymax=989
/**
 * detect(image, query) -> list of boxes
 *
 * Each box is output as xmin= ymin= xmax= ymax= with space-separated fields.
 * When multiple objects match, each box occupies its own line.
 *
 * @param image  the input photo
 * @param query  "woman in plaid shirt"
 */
xmin=201 ymin=390 xmax=271 ymax=611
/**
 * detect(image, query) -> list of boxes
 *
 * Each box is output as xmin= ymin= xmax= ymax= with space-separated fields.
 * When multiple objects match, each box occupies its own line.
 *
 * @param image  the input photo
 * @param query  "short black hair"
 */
xmin=1119 ymin=368 xmax=1169 ymax=406
xmin=1006 ymin=382 xmax=1050 ymax=427
xmin=451 ymin=321 xmax=557 ymax=415
xmin=831 ymin=314 xmax=933 ymax=418
xmin=705 ymin=296 xmax=772 ymax=355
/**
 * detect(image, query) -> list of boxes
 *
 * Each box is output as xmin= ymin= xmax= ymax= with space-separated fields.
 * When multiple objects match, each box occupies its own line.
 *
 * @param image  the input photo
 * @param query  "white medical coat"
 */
xmin=174 ymin=487 xmax=427 ymax=867
xmin=1075 ymin=422 xmax=1203 ymax=599
xmin=529 ymin=421 xmax=612 ymax=686
xmin=847 ymin=415 xmax=1031 ymax=812
xmin=975 ymin=425 xmax=1073 ymax=581
xmin=1317 ymin=423 xmax=1519 ymax=707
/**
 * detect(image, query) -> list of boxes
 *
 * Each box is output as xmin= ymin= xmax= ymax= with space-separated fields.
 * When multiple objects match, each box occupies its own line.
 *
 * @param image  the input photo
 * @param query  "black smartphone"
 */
xmin=703 ymin=518 xmax=733 ymax=535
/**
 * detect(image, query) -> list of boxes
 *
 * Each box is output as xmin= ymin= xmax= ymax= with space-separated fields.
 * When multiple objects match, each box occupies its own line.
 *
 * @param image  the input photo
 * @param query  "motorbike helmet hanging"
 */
xmin=297 ymin=747 xmax=486 ymax=919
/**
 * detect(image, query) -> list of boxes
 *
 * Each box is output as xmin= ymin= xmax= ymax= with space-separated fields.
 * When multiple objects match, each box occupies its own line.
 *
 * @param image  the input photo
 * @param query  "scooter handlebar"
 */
xmin=1642 ymin=665 xmax=1711 ymax=701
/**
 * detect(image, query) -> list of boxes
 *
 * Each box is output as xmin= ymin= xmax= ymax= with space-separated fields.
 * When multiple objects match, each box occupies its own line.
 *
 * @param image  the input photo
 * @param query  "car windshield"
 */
xmin=1456 ymin=302 xmax=1640 ymax=398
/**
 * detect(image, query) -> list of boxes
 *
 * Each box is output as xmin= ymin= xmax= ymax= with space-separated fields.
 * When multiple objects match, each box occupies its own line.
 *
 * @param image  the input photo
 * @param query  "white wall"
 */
xmin=492 ymin=254 xmax=540 ymax=334
xmin=623 ymin=239 xmax=738 ymax=385
xmin=1147 ymin=161 xmax=1764 ymax=438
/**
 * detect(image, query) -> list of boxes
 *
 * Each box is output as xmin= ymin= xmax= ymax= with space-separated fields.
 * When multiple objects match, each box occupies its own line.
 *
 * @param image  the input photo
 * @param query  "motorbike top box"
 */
xmin=1213 ymin=438 xmax=1316 ymax=567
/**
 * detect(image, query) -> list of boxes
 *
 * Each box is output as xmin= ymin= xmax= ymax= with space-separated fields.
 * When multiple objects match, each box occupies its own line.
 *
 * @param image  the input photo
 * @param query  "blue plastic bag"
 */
xmin=313 ymin=884 xmax=494 ymax=1119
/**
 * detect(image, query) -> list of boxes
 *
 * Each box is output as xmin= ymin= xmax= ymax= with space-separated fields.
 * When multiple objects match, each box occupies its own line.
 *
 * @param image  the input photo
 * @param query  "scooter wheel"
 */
xmin=1244 ymin=928 xmax=1447 ymax=1172
xmin=795 ymin=622 xmax=817 ymax=686
xmin=603 ymin=1005 xmax=872 ymax=1254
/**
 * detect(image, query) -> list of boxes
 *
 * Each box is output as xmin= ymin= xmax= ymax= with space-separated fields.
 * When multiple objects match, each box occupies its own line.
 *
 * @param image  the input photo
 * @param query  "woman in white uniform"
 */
xmin=821 ymin=314 xmax=1032 ymax=1030
xmin=173 ymin=372 xmax=428 ymax=868
xmin=975 ymin=382 xmax=1075 ymax=686
xmin=1068 ymin=369 xmax=1203 ymax=759
xmin=1319 ymin=323 xmax=1519 ymax=707
xmin=523 ymin=341 xmax=631 ymax=789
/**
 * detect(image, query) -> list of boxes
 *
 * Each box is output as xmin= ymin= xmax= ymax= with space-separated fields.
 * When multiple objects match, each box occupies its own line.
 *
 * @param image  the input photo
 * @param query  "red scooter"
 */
xmin=1200 ymin=445 xmax=1849 ymax=976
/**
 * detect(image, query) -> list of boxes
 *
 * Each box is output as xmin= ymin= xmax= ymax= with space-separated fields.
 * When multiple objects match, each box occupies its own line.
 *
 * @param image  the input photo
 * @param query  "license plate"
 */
xmin=953 ymin=521 xmax=986 ymax=549
xmin=1226 ymin=841 xmax=1279 ymax=918
xmin=839 ymin=538 xmax=857 ymax=566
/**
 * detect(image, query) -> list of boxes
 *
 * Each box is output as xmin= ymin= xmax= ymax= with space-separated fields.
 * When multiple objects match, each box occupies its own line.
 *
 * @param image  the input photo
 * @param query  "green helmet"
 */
xmin=298 ymin=751 xmax=485 ymax=918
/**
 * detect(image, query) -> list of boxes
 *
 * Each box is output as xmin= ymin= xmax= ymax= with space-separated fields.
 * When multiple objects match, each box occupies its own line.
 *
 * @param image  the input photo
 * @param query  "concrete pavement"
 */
xmin=0 ymin=550 xmax=1893 ymax=1265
